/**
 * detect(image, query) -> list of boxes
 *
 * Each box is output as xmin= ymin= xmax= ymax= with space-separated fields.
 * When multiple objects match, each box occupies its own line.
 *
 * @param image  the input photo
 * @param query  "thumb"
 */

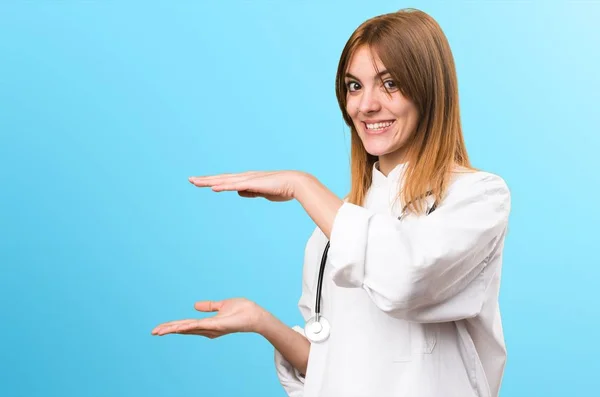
xmin=194 ymin=300 xmax=223 ymax=312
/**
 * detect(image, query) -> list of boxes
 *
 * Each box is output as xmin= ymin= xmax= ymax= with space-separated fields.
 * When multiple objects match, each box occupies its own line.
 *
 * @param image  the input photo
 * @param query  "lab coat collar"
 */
xmin=372 ymin=160 xmax=408 ymax=187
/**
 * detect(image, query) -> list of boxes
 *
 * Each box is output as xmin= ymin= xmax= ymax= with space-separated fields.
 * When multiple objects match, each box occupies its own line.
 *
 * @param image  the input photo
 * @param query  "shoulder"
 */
xmin=449 ymin=167 xmax=509 ymax=191
xmin=444 ymin=167 xmax=511 ymax=211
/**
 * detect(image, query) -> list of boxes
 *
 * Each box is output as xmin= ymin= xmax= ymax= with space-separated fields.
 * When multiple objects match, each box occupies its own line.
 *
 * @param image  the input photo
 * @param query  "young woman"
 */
xmin=152 ymin=8 xmax=511 ymax=397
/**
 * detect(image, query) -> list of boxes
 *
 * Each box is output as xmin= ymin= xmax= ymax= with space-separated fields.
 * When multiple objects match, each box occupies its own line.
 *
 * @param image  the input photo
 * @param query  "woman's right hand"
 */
xmin=151 ymin=297 xmax=267 ymax=338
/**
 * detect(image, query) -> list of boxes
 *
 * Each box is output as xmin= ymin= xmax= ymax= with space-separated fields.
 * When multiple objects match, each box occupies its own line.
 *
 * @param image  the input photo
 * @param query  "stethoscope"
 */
xmin=304 ymin=193 xmax=438 ymax=343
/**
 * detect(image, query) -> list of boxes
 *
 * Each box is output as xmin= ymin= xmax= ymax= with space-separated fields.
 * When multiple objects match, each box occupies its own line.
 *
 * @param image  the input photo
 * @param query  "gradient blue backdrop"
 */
xmin=1 ymin=1 xmax=599 ymax=396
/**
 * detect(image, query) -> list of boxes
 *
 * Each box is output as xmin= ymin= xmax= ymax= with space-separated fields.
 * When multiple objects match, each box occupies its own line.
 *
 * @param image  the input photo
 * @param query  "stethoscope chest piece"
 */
xmin=304 ymin=315 xmax=330 ymax=343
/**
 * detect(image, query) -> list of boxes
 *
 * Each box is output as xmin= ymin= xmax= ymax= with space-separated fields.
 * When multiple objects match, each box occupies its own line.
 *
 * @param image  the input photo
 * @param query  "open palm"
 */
xmin=151 ymin=298 xmax=263 ymax=339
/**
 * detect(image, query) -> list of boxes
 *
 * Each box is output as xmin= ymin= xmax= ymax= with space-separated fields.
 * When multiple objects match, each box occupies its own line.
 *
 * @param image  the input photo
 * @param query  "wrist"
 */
xmin=252 ymin=306 xmax=275 ymax=336
xmin=293 ymin=172 xmax=316 ymax=202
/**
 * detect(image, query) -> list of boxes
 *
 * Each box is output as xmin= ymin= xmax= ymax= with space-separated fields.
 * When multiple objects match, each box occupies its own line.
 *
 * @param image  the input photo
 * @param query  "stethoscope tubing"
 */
xmin=306 ymin=194 xmax=437 ymax=343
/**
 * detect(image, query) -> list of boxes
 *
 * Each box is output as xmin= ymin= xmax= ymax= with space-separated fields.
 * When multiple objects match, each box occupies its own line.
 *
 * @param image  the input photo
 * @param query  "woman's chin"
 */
xmin=362 ymin=143 xmax=391 ymax=157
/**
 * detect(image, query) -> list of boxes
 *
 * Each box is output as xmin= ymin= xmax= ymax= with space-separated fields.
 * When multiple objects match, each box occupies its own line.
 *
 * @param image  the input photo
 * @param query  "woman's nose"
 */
xmin=358 ymin=88 xmax=382 ymax=114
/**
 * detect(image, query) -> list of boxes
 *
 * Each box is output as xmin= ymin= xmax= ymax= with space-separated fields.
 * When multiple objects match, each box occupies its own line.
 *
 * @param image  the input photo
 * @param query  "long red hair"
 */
xmin=335 ymin=8 xmax=474 ymax=214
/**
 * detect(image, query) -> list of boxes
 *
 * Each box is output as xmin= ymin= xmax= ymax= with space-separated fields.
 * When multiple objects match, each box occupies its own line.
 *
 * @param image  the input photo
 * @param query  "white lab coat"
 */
xmin=274 ymin=161 xmax=511 ymax=397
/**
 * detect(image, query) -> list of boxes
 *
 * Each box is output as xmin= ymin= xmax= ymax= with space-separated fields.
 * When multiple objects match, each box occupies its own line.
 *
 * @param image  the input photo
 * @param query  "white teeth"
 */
xmin=366 ymin=121 xmax=394 ymax=130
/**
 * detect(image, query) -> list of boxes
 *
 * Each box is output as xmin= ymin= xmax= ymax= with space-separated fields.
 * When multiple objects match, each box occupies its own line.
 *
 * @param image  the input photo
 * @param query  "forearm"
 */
xmin=256 ymin=310 xmax=311 ymax=376
xmin=294 ymin=173 xmax=344 ymax=240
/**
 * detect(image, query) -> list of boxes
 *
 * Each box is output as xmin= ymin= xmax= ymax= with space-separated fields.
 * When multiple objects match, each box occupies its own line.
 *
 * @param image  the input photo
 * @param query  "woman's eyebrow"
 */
xmin=344 ymin=70 xmax=391 ymax=81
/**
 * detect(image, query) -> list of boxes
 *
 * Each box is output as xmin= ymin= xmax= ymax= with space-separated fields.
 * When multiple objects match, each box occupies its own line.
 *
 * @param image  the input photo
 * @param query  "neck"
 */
xmin=378 ymin=153 xmax=409 ymax=176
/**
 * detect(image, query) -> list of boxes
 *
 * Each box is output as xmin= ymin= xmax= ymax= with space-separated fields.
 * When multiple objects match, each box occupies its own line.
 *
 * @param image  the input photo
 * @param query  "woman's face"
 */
xmin=344 ymin=46 xmax=419 ymax=169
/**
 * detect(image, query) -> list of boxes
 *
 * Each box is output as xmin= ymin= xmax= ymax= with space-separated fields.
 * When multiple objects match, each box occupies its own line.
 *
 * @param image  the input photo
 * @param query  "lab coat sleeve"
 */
xmin=273 ymin=231 xmax=316 ymax=396
xmin=327 ymin=173 xmax=510 ymax=322
xmin=274 ymin=325 xmax=307 ymax=397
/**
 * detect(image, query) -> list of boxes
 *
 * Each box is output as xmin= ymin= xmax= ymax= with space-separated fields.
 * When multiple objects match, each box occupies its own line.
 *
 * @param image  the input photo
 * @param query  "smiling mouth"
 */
xmin=363 ymin=120 xmax=395 ymax=134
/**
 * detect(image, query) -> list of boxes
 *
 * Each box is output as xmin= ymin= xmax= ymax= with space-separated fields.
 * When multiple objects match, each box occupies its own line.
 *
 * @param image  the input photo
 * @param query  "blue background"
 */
xmin=1 ymin=1 xmax=598 ymax=396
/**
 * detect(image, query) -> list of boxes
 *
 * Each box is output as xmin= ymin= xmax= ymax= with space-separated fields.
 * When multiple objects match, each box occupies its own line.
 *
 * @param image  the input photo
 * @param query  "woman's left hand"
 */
xmin=188 ymin=170 xmax=309 ymax=202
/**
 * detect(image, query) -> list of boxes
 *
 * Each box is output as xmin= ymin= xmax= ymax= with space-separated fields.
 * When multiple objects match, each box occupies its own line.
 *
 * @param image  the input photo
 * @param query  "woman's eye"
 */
xmin=383 ymin=79 xmax=397 ymax=90
xmin=346 ymin=81 xmax=361 ymax=92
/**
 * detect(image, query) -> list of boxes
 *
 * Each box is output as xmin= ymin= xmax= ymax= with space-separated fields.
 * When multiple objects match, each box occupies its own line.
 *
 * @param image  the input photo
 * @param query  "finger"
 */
xmin=210 ymin=174 xmax=274 ymax=192
xmin=189 ymin=171 xmax=263 ymax=184
xmin=152 ymin=319 xmax=199 ymax=335
xmin=238 ymin=191 xmax=260 ymax=198
xmin=153 ymin=317 xmax=200 ymax=328
xmin=153 ymin=318 xmax=218 ymax=336
xmin=151 ymin=319 xmax=196 ymax=333
xmin=173 ymin=318 xmax=219 ymax=333
xmin=190 ymin=171 xmax=258 ymax=179
xmin=194 ymin=300 xmax=223 ymax=312
xmin=189 ymin=172 xmax=277 ymax=188
xmin=211 ymin=181 xmax=270 ymax=193
xmin=177 ymin=329 xmax=222 ymax=339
